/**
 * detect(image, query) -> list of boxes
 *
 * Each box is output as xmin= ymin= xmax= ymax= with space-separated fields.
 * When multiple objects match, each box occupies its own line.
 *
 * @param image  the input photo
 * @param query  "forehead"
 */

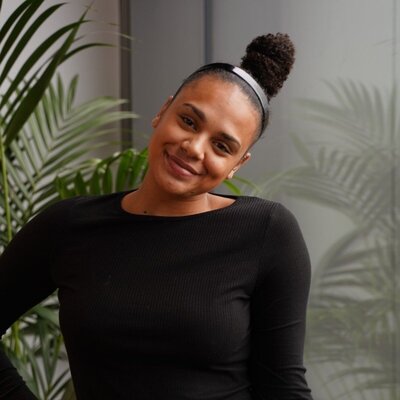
xmin=177 ymin=75 xmax=248 ymax=104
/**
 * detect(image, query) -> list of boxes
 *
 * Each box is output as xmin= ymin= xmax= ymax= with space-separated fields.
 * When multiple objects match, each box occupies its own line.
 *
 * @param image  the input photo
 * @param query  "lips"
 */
xmin=166 ymin=153 xmax=201 ymax=176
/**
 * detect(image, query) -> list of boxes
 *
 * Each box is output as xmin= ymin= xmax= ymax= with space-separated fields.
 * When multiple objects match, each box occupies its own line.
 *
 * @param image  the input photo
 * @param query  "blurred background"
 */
xmin=1 ymin=1 xmax=399 ymax=399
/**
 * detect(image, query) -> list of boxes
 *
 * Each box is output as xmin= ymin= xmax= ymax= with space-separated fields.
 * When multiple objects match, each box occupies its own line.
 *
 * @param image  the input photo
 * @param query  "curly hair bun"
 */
xmin=240 ymin=33 xmax=295 ymax=100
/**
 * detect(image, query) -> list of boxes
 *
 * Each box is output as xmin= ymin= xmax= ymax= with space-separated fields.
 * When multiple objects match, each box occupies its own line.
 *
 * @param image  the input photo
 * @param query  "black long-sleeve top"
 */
xmin=0 ymin=192 xmax=313 ymax=399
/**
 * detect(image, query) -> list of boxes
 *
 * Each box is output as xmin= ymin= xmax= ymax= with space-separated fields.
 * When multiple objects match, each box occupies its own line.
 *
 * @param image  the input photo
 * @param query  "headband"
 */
xmin=193 ymin=63 xmax=269 ymax=133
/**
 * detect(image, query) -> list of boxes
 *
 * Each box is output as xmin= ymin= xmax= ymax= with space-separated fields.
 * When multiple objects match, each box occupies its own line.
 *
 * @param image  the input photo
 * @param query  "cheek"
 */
xmin=150 ymin=118 xmax=181 ymax=146
xmin=148 ymin=124 xmax=168 ymax=151
xmin=205 ymin=157 xmax=236 ymax=178
xmin=147 ymin=135 xmax=166 ymax=169
xmin=147 ymin=137 xmax=158 ymax=160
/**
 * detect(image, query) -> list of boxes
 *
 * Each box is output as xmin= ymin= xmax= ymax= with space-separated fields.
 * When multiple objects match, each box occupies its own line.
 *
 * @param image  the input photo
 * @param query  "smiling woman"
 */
xmin=0 ymin=34 xmax=313 ymax=399
xmin=130 ymin=76 xmax=258 ymax=211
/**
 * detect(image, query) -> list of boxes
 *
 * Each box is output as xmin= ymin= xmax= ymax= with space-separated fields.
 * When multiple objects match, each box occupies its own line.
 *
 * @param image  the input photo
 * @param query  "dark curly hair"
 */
xmin=241 ymin=33 xmax=295 ymax=101
xmin=177 ymin=33 xmax=295 ymax=139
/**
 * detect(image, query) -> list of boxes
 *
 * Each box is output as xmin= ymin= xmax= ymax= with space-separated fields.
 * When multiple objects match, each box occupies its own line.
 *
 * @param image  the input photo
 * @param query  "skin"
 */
xmin=122 ymin=75 xmax=260 ymax=216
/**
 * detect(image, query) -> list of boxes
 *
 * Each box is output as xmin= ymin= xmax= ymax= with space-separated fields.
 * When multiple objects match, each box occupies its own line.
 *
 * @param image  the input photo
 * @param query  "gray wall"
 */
xmin=130 ymin=0 xmax=205 ymax=149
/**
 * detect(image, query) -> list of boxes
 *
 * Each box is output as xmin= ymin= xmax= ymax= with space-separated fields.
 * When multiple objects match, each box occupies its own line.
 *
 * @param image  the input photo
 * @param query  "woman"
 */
xmin=0 ymin=33 xmax=313 ymax=399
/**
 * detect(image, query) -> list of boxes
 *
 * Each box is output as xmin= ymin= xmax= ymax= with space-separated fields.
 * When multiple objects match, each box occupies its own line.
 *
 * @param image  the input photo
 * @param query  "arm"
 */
xmin=0 ymin=204 xmax=63 ymax=399
xmin=249 ymin=203 xmax=313 ymax=399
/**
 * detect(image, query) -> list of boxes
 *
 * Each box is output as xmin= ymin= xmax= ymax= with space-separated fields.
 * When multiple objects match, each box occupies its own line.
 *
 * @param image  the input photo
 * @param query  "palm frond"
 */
xmin=268 ymin=80 xmax=400 ymax=399
xmin=0 ymin=74 xmax=137 ymax=230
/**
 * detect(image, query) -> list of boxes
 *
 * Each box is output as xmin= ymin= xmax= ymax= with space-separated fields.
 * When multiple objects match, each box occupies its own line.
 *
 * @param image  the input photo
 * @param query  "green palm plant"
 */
xmin=55 ymin=146 xmax=149 ymax=198
xmin=260 ymin=80 xmax=399 ymax=399
xmin=0 ymin=1 xmax=137 ymax=398
xmin=0 ymin=0 xmax=109 ymax=237
xmin=1 ymin=73 xmax=133 ymax=230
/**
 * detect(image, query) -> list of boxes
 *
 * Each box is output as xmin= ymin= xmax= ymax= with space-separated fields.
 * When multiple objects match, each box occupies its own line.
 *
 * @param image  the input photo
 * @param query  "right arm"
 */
xmin=0 ymin=203 xmax=64 ymax=399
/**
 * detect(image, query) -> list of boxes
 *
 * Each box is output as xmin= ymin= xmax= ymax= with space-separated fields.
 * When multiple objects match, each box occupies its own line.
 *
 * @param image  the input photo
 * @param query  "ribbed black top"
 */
xmin=0 ymin=192 xmax=313 ymax=399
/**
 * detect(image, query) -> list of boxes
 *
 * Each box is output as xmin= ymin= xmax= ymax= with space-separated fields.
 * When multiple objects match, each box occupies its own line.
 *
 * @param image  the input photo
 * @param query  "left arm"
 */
xmin=249 ymin=203 xmax=313 ymax=399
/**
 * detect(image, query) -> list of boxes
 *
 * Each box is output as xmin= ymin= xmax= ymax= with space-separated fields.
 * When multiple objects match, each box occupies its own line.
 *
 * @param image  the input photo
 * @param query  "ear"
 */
xmin=152 ymin=95 xmax=174 ymax=127
xmin=227 ymin=152 xmax=251 ymax=179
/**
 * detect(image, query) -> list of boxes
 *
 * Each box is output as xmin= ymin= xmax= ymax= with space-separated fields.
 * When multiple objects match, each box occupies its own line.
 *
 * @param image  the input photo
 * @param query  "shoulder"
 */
xmin=227 ymin=196 xmax=306 ymax=251
xmin=235 ymin=195 xmax=297 ymax=228
xmin=249 ymin=198 xmax=311 ymax=289
xmin=22 ymin=192 xmax=120 ymax=234
xmin=249 ymin=197 xmax=307 ymax=252
xmin=2 ymin=196 xmax=86 ymax=262
xmin=237 ymin=196 xmax=309 ymax=261
xmin=40 ymin=191 xmax=123 ymax=220
xmin=30 ymin=196 xmax=85 ymax=225
xmin=13 ymin=196 xmax=83 ymax=242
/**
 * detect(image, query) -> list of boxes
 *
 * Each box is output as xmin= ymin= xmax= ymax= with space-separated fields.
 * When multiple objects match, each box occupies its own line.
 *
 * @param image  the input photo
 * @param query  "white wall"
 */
xmin=1 ymin=0 xmax=121 ymax=144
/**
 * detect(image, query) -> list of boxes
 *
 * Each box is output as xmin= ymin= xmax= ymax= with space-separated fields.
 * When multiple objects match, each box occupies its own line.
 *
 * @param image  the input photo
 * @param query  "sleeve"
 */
xmin=249 ymin=203 xmax=313 ymax=400
xmin=0 ymin=202 xmax=66 ymax=399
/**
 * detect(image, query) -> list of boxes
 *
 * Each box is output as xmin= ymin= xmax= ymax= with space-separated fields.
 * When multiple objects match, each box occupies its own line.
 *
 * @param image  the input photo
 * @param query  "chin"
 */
xmin=165 ymin=185 xmax=203 ymax=198
xmin=151 ymin=166 xmax=220 ymax=198
xmin=158 ymin=180 xmax=208 ymax=198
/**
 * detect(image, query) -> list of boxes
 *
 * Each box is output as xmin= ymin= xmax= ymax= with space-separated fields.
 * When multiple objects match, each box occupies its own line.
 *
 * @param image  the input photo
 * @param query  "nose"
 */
xmin=180 ymin=136 xmax=206 ymax=160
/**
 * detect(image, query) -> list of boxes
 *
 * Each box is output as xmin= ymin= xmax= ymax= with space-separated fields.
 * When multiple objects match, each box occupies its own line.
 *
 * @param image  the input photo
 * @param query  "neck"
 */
xmin=123 ymin=182 xmax=212 ymax=217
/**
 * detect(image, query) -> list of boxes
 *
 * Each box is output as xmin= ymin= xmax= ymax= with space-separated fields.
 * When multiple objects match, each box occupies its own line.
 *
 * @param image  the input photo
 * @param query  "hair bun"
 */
xmin=240 ymin=33 xmax=295 ymax=100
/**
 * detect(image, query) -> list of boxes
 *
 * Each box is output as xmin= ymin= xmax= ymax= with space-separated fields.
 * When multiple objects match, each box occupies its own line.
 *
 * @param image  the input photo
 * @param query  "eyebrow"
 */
xmin=183 ymin=103 xmax=206 ymax=121
xmin=182 ymin=103 xmax=241 ymax=148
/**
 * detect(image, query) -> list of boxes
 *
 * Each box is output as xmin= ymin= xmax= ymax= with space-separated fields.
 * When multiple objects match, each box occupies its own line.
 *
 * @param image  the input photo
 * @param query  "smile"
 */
xmin=165 ymin=153 xmax=201 ymax=177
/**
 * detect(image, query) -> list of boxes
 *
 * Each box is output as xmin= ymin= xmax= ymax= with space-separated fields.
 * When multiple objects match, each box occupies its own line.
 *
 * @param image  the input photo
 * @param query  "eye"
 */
xmin=181 ymin=115 xmax=196 ymax=130
xmin=213 ymin=141 xmax=231 ymax=154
